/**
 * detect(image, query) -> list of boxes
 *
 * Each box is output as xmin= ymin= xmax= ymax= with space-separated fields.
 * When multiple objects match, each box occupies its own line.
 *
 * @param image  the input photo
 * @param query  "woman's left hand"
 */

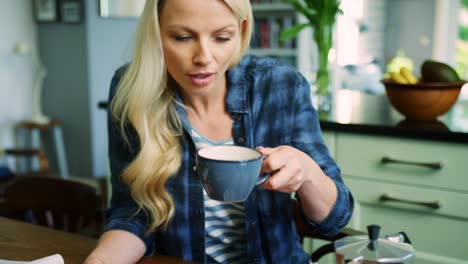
xmin=256 ymin=145 xmax=314 ymax=193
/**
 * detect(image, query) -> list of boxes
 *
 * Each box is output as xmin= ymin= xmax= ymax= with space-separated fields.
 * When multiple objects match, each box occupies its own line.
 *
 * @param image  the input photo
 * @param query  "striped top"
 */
xmin=191 ymin=128 xmax=247 ymax=264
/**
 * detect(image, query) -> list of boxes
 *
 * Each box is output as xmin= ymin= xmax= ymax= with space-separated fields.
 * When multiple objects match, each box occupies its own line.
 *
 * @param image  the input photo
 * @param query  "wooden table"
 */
xmin=0 ymin=217 xmax=195 ymax=264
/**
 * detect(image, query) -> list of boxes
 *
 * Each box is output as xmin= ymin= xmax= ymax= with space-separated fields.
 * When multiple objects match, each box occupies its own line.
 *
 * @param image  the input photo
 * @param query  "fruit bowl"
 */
xmin=382 ymin=79 xmax=466 ymax=121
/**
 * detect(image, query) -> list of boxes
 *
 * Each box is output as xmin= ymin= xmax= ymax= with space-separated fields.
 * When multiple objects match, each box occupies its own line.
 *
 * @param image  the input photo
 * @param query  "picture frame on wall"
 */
xmin=99 ymin=0 xmax=146 ymax=18
xmin=59 ymin=0 xmax=84 ymax=23
xmin=33 ymin=0 xmax=58 ymax=22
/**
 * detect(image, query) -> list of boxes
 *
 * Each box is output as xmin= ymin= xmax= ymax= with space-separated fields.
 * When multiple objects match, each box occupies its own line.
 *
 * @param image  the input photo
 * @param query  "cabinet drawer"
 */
xmin=336 ymin=133 xmax=468 ymax=192
xmin=345 ymin=178 xmax=468 ymax=264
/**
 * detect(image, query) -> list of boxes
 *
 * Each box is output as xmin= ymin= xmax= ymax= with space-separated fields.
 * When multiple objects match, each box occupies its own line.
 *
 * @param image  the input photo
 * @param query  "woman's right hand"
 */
xmin=84 ymin=230 xmax=146 ymax=264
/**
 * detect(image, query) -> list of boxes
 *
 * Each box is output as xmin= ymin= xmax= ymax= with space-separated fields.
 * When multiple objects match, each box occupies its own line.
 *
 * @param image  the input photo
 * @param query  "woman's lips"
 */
xmin=189 ymin=73 xmax=214 ymax=86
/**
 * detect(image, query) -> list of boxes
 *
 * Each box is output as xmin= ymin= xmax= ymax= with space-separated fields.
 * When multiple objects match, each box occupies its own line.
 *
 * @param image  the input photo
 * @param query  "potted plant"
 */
xmin=280 ymin=0 xmax=342 ymax=112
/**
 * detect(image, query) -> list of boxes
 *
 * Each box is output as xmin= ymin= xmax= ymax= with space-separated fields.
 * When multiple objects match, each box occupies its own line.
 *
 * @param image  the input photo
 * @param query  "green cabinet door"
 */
xmin=322 ymin=131 xmax=336 ymax=158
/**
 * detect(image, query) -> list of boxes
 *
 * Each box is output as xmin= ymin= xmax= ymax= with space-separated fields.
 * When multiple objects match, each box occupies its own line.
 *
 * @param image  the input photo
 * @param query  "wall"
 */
xmin=34 ymin=0 xmax=138 ymax=177
xmin=85 ymin=0 xmax=139 ymax=177
xmin=385 ymin=0 xmax=436 ymax=69
xmin=362 ymin=0 xmax=388 ymax=66
xmin=0 ymin=1 xmax=36 ymax=150
xmin=38 ymin=20 xmax=91 ymax=177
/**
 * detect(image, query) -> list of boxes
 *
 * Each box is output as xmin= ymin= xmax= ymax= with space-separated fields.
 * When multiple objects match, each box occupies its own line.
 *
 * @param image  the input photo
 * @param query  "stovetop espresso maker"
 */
xmin=312 ymin=225 xmax=415 ymax=264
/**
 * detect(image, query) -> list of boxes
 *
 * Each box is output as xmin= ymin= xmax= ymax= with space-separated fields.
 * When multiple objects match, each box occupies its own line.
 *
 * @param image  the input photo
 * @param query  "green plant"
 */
xmin=463 ymin=0 xmax=468 ymax=8
xmin=459 ymin=25 xmax=468 ymax=41
xmin=280 ymin=0 xmax=342 ymax=96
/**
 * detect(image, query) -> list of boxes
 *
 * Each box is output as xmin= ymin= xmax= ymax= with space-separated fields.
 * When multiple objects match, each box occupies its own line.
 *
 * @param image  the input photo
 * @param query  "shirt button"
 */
xmin=237 ymin=137 xmax=244 ymax=144
xmin=193 ymin=166 xmax=197 ymax=171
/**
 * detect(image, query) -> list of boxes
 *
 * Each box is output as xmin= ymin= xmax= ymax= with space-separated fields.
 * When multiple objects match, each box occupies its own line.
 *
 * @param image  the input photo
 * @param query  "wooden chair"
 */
xmin=0 ymin=176 xmax=105 ymax=238
xmin=291 ymin=199 xmax=365 ymax=262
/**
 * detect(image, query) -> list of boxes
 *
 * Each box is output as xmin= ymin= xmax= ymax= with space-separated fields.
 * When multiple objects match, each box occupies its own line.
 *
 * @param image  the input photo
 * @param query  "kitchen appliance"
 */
xmin=312 ymin=225 xmax=415 ymax=264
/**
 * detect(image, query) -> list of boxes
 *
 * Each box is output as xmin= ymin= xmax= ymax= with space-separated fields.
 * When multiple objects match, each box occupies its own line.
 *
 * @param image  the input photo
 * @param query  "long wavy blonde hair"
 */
xmin=110 ymin=0 xmax=253 ymax=233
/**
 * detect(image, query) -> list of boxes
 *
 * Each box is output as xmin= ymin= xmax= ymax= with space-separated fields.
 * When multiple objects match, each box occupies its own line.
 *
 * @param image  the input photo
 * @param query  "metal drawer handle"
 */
xmin=379 ymin=194 xmax=441 ymax=210
xmin=381 ymin=156 xmax=443 ymax=170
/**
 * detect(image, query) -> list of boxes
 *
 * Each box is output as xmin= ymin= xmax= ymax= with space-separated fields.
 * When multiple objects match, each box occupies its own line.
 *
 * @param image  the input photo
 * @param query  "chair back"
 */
xmin=0 ymin=176 xmax=104 ymax=237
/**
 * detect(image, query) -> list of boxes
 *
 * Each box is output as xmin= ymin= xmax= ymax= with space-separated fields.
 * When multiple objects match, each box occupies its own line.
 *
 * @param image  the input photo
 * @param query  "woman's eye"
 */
xmin=216 ymin=37 xmax=231 ymax=42
xmin=175 ymin=36 xmax=192 ymax=42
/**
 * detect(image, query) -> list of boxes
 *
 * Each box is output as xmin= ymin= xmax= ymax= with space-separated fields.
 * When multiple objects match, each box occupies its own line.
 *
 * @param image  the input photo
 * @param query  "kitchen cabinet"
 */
xmin=322 ymin=131 xmax=336 ymax=158
xmin=333 ymin=132 xmax=468 ymax=264
xmin=307 ymin=84 xmax=468 ymax=263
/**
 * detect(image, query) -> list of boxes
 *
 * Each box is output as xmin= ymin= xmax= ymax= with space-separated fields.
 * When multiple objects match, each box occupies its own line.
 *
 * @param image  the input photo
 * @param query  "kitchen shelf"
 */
xmin=250 ymin=2 xmax=312 ymax=73
xmin=252 ymin=3 xmax=295 ymax=14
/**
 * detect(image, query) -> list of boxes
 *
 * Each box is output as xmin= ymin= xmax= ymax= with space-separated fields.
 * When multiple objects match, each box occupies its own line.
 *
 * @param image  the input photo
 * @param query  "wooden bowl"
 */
xmin=382 ymin=79 xmax=465 ymax=121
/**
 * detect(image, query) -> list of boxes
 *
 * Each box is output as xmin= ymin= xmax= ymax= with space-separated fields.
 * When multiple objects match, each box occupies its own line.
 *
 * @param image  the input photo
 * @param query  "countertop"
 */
xmin=319 ymin=89 xmax=468 ymax=143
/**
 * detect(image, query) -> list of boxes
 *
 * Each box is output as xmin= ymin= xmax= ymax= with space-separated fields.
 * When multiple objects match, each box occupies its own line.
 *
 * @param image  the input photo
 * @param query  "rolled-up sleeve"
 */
xmin=291 ymin=72 xmax=354 ymax=237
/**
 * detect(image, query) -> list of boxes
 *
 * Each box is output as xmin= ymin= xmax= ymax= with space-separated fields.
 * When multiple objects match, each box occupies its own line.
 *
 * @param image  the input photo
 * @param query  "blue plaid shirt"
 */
xmin=105 ymin=55 xmax=354 ymax=264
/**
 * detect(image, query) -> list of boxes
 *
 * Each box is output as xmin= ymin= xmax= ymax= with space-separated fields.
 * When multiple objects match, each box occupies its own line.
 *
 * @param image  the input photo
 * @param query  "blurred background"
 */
xmin=1 ymin=0 xmax=467 ymax=179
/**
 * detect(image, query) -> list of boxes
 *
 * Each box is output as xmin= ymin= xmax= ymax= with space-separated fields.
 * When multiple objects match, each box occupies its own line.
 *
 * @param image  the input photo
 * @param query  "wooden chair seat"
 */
xmin=0 ymin=176 xmax=105 ymax=237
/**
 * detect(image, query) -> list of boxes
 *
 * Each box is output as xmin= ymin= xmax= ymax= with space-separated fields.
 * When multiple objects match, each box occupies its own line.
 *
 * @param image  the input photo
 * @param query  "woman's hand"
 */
xmin=256 ymin=145 xmax=314 ymax=193
xmin=257 ymin=145 xmax=338 ymax=221
xmin=83 ymin=230 xmax=146 ymax=264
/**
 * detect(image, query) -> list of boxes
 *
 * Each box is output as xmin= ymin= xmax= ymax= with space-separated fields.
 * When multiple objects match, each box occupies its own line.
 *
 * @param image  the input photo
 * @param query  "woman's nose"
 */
xmin=193 ymin=41 xmax=213 ymax=65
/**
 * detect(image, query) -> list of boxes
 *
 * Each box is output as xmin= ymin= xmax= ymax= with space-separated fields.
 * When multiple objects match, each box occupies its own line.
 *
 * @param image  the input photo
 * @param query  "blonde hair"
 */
xmin=110 ymin=0 xmax=253 ymax=233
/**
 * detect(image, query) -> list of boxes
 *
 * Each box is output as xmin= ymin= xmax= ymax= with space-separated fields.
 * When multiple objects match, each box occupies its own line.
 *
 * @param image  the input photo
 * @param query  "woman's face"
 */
xmin=159 ymin=0 xmax=243 ymax=96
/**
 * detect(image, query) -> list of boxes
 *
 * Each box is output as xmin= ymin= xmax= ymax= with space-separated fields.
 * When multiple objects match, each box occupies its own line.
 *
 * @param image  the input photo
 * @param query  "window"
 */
xmin=457 ymin=0 xmax=468 ymax=92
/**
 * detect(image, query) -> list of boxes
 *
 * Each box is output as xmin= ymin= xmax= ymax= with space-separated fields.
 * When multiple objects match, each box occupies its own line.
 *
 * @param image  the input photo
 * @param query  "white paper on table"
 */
xmin=0 ymin=254 xmax=64 ymax=264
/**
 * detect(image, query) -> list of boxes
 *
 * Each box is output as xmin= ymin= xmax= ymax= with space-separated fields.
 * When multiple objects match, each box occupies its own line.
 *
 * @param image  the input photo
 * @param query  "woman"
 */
xmin=86 ymin=0 xmax=353 ymax=263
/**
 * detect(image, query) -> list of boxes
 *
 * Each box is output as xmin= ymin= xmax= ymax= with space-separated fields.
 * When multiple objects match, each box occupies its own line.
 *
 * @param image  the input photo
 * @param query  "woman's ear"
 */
xmin=240 ymin=18 xmax=247 ymax=32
